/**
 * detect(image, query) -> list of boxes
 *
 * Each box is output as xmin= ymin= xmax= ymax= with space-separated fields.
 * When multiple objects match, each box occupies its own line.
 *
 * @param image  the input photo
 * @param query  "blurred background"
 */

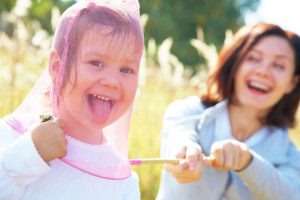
xmin=1 ymin=0 xmax=299 ymax=199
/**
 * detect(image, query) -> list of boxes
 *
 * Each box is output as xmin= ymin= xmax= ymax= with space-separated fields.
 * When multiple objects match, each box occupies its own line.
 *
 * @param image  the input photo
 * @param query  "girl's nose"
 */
xmin=99 ymin=70 xmax=120 ymax=90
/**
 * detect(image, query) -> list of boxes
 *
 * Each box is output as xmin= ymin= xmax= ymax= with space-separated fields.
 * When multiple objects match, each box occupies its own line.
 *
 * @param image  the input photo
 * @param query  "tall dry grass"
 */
xmin=1 ymin=11 xmax=300 ymax=200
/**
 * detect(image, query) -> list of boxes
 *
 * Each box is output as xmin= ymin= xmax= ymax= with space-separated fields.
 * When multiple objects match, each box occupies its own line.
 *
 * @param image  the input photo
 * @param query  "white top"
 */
xmin=0 ymin=119 xmax=140 ymax=200
xmin=213 ymin=104 xmax=270 ymax=200
xmin=157 ymin=97 xmax=300 ymax=200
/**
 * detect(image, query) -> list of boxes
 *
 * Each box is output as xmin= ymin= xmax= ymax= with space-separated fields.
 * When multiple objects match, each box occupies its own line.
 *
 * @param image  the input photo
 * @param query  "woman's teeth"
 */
xmin=248 ymin=82 xmax=269 ymax=93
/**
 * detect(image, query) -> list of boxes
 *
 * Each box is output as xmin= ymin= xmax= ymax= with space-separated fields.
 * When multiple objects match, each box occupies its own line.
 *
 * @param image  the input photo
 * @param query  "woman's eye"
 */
xmin=89 ymin=60 xmax=104 ymax=68
xmin=246 ymin=55 xmax=260 ymax=63
xmin=120 ymin=67 xmax=134 ymax=74
xmin=273 ymin=62 xmax=285 ymax=70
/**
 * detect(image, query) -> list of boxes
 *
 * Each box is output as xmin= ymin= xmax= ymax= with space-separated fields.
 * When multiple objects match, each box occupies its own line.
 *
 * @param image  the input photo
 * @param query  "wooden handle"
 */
xmin=129 ymin=156 xmax=215 ymax=166
xmin=129 ymin=158 xmax=180 ymax=165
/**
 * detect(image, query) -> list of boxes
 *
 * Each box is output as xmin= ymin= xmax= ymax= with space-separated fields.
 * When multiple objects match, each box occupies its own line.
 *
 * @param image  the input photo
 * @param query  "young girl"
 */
xmin=0 ymin=0 xmax=144 ymax=199
xmin=156 ymin=23 xmax=300 ymax=200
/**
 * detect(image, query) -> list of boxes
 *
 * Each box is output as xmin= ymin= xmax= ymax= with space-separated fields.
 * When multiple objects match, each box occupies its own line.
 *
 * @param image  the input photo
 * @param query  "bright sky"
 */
xmin=246 ymin=0 xmax=300 ymax=35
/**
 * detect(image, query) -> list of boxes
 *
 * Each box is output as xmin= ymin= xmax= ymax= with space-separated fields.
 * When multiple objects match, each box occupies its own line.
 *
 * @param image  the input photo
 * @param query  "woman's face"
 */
xmin=234 ymin=35 xmax=297 ymax=112
xmin=56 ymin=27 xmax=142 ymax=134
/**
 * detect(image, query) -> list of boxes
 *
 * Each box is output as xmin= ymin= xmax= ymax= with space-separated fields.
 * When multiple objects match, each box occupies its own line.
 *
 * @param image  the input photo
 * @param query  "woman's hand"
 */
xmin=164 ymin=143 xmax=205 ymax=184
xmin=210 ymin=139 xmax=253 ymax=171
xmin=30 ymin=118 xmax=67 ymax=162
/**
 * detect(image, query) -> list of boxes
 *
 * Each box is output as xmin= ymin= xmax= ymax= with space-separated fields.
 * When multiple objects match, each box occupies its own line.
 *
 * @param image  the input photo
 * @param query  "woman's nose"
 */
xmin=254 ymin=61 xmax=271 ymax=77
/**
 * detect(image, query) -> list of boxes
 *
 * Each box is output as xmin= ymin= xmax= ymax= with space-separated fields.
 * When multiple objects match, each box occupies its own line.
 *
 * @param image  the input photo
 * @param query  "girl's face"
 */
xmin=57 ymin=27 xmax=142 ymax=133
xmin=234 ymin=35 xmax=297 ymax=112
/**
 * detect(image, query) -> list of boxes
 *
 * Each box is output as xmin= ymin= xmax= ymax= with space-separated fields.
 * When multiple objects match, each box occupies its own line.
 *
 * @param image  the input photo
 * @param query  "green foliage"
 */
xmin=0 ymin=0 xmax=16 ymax=12
xmin=29 ymin=0 xmax=74 ymax=33
xmin=2 ymin=0 xmax=259 ymax=68
xmin=140 ymin=0 xmax=260 ymax=67
xmin=0 ymin=12 xmax=50 ymax=115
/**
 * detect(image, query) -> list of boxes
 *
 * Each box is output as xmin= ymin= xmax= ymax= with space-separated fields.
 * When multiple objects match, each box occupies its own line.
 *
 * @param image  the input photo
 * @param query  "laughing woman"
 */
xmin=157 ymin=23 xmax=300 ymax=200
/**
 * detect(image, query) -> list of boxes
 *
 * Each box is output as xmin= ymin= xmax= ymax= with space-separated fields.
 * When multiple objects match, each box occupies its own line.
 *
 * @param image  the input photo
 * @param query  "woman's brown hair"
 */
xmin=202 ymin=22 xmax=300 ymax=128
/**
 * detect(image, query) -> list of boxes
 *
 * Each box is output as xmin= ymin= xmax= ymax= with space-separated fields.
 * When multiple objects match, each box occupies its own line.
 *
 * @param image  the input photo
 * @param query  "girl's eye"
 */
xmin=89 ymin=60 xmax=104 ymax=68
xmin=120 ymin=67 xmax=134 ymax=74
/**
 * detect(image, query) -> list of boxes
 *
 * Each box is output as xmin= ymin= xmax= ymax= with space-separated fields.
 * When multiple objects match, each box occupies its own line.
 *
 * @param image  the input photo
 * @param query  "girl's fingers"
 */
xmin=54 ymin=118 xmax=64 ymax=129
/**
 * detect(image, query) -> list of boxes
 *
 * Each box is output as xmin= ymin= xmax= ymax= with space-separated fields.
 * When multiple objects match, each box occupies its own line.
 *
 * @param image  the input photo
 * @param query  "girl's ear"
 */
xmin=48 ymin=49 xmax=61 ymax=82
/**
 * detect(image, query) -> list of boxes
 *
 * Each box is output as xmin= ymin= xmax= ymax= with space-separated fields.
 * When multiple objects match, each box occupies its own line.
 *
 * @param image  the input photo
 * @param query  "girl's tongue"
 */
xmin=90 ymin=96 xmax=112 ymax=124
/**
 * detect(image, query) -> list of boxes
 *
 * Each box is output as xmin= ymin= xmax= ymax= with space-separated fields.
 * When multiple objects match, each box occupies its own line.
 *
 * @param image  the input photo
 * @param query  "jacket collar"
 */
xmin=197 ymin=100 xmax=290 ymax=164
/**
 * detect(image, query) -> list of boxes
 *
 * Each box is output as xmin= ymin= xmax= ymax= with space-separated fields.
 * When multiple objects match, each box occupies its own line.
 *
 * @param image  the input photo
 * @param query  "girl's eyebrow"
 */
xmin=123 ymin=57 xmax=140 ymax=63
xmin=81 ymin=50 xmax=110 ymax=60
xmin=83 ymin=50 xmax=140 ymax=64
xmin=82 ymin=49 xmax=105 ymax=56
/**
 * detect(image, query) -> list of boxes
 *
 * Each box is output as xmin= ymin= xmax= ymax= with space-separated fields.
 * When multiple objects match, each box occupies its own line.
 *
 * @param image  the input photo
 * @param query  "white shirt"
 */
xmin=0 ymin=120 xmax=140 ymax=200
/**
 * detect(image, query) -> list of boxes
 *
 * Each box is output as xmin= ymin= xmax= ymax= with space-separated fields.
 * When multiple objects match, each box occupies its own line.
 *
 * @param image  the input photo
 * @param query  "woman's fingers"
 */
xmin=209 ymin=139 xmax=252 ymax=171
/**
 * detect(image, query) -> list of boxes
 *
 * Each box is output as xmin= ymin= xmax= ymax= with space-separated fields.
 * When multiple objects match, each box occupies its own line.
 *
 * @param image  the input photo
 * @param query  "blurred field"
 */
xmin=1 ymin=16 xmax=300 ymax=200
xmin=129 ymin=74 xmax=195 ymax=200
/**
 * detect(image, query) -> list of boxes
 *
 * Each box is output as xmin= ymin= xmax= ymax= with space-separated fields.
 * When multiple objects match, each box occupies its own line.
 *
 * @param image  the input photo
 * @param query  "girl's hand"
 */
xmin=210 ymin=139 xmax=252 ymax=171
xmin=30 ymin=118 xmax=67 ymax=162
xmin=164 ymin=143 xmax=204 ymax=184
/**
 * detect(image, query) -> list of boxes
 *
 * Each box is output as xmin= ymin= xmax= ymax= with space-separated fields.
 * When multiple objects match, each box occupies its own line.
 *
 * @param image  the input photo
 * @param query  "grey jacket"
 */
xmin=156 ymin=96 xmax=300 ymax=200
